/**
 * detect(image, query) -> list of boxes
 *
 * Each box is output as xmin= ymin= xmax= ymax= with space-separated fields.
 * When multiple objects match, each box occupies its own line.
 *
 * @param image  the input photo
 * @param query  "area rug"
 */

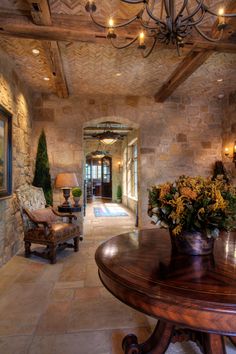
xmin=94 ymin=203 xmax=129 ymax=217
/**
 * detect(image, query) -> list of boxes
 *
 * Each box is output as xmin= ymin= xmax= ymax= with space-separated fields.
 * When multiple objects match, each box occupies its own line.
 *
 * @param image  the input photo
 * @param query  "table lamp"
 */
xmin=55 ymin=173 xmax=79 ymax=207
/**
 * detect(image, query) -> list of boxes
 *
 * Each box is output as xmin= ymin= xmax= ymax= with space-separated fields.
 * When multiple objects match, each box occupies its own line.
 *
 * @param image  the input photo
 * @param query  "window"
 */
xmin=125 ymin=141 xmax=138 ymax=200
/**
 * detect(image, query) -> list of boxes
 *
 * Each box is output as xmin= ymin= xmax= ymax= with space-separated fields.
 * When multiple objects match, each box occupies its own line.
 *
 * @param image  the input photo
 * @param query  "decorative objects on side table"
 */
xmin=0 ymin=105 xmax=12 ymax=199
xmin=71 ymin=187 xmax=82 ymax=207
xmin=148 ymin=175 xmax=236 ymax=255
xmin=55 ymin=172 xmax=79 ymax=207
xmin=33 ymin=130 xmax=53 ymax=205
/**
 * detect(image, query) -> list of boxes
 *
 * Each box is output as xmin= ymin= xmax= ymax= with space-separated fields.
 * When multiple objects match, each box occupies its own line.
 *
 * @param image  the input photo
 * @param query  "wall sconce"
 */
xmin=224 ymin=142 xmax=236 ymax=167
xmin=118 ymin=161 xmax=122 ymax=173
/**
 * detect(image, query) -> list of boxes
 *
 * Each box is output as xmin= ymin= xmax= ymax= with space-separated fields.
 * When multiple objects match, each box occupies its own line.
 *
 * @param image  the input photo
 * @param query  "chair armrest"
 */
xmin=51 ymin=207 xmax=77 ymax=221
xmin=23 ymin=208 xmax=51 ymax=229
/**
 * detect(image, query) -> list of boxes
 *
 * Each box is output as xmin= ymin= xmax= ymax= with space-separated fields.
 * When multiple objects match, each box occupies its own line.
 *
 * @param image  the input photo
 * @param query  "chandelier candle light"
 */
xmin=85 ymin=0 xmax=236 ymax=56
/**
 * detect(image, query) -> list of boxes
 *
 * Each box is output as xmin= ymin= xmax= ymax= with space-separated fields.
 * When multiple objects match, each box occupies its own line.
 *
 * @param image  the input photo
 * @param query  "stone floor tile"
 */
xmin=36 ymin=302 xmax=71 ymax=335
xmin=0 ymin=335 xmax=32 ymax=354
xmin=54 ymin=281 xmax=84 ymax=289
xmin=28 ymin=335 xmax=56 ymax=354
xmin=68 ymin=291 xmax=148 ymax=332
xmin=51 ymin=288 xmax=75 ymax=302
xmin=53 ymin=331 xmax=111 ymax=354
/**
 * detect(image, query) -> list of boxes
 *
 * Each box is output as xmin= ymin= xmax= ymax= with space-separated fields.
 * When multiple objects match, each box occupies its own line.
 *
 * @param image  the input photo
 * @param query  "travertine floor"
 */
xmin=0 ymin=200 xmax=235 ymax=354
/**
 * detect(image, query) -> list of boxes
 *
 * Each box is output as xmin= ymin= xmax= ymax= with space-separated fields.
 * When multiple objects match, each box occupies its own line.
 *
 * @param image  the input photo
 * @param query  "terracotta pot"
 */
xmin=170 ymin=230 xmax=215 ymax=256
xmin=73 ymin=196 xmax=80 ymax=207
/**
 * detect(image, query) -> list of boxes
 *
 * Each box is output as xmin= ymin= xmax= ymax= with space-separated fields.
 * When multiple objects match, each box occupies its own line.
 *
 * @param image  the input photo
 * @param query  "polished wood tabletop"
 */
xmin=95 ymin=228 xmax=236 ymax=353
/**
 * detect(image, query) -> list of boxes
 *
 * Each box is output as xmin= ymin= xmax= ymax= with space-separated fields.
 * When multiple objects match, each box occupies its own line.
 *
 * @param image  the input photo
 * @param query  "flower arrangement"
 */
xmin=148 ymin=175 xmax=236 ymax=238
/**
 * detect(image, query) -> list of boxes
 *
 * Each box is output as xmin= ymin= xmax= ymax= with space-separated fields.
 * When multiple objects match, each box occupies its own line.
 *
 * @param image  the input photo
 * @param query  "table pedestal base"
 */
xmin=122 ymin=320 xmax=235 ymax=354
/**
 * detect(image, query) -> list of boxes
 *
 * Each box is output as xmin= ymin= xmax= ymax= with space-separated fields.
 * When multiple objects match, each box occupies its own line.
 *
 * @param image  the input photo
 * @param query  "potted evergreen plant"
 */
xmin=117 ymin=185 xmax=122 ymax=203
xmin=72 ymin=187 xmax=82 ymax=207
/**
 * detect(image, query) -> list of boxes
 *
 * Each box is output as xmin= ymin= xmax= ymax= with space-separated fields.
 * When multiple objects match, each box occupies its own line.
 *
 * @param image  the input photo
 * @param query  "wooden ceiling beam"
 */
xmin=0 ymin=13 xmax=139 ymax=42
xmin=154 ymin=1 xmax=236 ymax=102
xmin=26 ymin=0 xmax=69 ymax=98
xmin=27 ymin=0 xmax=52 ymax=26
xmin=154 ymin=47 xmax=213 ymax=103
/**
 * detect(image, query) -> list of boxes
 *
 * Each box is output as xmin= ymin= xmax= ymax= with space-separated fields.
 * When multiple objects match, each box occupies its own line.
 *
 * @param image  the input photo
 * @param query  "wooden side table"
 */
xmin=58 ymin=205 xmax=83 ymax=240
xmin=58 ymin=205 xmax=82 ymax=213
xmin=95 ymin=229 xmax=236 ymax=354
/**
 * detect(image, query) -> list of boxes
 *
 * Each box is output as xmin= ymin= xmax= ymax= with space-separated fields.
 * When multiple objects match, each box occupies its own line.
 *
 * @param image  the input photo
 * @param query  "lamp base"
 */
xmin=62 ymin=188 xmax=71 ymax=207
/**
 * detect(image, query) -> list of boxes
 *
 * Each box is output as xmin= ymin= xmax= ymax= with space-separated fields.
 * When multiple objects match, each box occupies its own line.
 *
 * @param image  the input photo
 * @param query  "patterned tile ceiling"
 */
xmin=0 ymin=0 xmax=235 ymax=98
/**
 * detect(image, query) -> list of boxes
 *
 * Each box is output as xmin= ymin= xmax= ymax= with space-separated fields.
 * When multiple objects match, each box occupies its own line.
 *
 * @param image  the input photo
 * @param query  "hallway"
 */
xmin=0 ymin=201 xmax=234 ymax=353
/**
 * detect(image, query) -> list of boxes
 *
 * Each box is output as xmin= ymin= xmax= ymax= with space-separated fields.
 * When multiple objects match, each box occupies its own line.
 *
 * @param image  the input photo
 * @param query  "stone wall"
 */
xmin=222 ymin=91 xmax=236 ymax=184
xmin=0 ymin=49 xmax=33 ymax=265
xmin=32 ymin=93 xmax=223 ymax=228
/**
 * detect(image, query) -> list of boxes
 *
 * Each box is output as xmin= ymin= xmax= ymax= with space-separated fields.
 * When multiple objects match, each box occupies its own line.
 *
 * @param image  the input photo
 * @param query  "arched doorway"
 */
xmin=86 ymin=155 xmax=112 ymax=200
xmin=83 ymin=118 xmax=139 ymax=230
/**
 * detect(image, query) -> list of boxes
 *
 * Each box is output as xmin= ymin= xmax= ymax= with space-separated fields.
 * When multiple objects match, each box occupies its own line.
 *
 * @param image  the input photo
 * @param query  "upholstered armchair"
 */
xmin=16 ymin=185 xmax=80 ymax=264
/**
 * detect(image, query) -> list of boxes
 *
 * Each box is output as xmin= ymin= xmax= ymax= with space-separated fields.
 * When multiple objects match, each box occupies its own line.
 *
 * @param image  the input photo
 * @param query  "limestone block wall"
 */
xmin=222 ymin=91 xmax=236 ymax=183
xmin=32 ymin=93 xmax=223 ymax=229
xmin=0 ymin=49 xmax=33 ymax=265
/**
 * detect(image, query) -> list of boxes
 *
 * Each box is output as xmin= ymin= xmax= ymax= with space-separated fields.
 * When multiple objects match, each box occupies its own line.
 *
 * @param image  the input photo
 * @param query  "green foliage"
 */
xmin=117 ymin=185 xmax=122 ymax=199
xmin=72 ymin=187 xmax=82 ymax=197
xmin=33 ymin=130 xmax=53 ymax=205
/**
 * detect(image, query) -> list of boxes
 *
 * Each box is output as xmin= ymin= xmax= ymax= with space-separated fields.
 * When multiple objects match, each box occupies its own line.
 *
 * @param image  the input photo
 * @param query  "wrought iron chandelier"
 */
xmin=85 ymin=0 xmax=236 ymax=56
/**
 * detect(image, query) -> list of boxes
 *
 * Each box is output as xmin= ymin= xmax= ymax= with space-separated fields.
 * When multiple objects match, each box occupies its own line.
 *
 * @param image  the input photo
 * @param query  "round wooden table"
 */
xmin=95 ymin=229 xmax=236 ymax=354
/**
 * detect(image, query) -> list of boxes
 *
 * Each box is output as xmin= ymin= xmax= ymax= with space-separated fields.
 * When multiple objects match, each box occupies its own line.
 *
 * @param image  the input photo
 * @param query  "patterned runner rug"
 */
xmin=94 ymin=203 xmax=129 ymax=217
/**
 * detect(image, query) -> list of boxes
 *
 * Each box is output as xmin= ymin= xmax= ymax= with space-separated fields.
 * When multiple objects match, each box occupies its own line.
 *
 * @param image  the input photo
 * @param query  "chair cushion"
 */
xmin=25 ymin=223 xmax=80 ymax=243
xmin=30 ymin=208 xmax=57 ymax=224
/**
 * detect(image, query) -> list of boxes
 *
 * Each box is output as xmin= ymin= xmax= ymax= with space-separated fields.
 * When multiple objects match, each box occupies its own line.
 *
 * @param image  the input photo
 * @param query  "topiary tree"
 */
xmin=33 ymin=130 xmax=53 ymax=205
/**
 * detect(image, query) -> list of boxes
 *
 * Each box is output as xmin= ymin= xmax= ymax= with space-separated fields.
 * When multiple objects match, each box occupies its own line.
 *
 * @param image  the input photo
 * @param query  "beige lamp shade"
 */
xmin=55 ymin=173 xmax=79 ymax=189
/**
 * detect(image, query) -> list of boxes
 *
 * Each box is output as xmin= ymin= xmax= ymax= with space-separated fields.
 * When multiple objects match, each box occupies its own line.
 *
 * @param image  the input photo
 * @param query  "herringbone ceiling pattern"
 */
xmin=0 ymin=0 xmax=235 ymax=98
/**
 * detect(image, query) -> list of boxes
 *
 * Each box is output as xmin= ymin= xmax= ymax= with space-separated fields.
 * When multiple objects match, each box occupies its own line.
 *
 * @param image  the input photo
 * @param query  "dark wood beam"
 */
xmin=155 ymin=1 xmax=236 ymax=102
xmin=0 ymin=13 xmax=139 ymax=43
xmin=27 ymin=0 xmax=52 ymax=25
xmin=26 ymin=0 xmax=69 ymax=98
xmin=154 ymin=47 xmax=213 ymax=103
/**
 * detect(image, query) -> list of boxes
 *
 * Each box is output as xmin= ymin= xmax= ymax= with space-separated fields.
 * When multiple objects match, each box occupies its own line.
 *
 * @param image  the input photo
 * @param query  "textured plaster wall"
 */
xmin=32 ymin=93 xmax=223 ymax=228
xmin=0 ymin=49 xmax=33 ymax=265
xmin=222 ymin=91 xmax=236 ymax=183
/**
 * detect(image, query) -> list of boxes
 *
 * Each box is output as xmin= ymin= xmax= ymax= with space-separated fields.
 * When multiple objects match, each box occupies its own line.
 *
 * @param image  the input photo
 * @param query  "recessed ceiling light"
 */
xmin=32 ymin=49 xmax=40 ymax=55
xmin=43 ymin=77 xmax=50 ymax=81
xmin=116 ymin=73 xmax=122 ymax=77
xmin=217 ymin=79 xmax=223 ymax=82
xmin=218 ymin=93 xmax=224 ymax=99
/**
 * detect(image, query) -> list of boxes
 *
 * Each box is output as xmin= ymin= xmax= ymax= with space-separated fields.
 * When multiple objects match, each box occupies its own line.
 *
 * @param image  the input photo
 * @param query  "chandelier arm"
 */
xmin=139 ymin=17 xmax=162 ymax=31
xmin=181 ymin=0 xmax=205 ymax=23
xmin=121 ymin=0 xmax=145 ymax=3
xmin=145 ymin=3 xmax=166 ymax=27
xmin=181 ymin=8 xmax=206 ymax=27
xmin=195 ymin=0 xmax=236 ymax=17
xmin=142 ymin=36 xmax=158 ymax=58
xmin=176 ymin=0 xmax=188 ymax=19
xmin=109 ymin=36 xmax=139 ymax=49
xmin=194 ymin=24 xmax=224 ymax=42
xmin=163 ymin=0 xmax=170 ymax=17
xmin=89 ymin=12 xmax=141 ymax=29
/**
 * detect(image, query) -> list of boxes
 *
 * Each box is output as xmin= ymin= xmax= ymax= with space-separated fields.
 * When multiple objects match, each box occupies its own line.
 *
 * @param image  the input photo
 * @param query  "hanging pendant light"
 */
xmin=92 ymin=123 xmax=122 ymax=145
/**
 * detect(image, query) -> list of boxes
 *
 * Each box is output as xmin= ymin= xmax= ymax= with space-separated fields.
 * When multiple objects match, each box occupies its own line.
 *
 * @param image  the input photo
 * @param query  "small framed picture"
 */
xmin=0 ymin=105 xmax=12 ymax=199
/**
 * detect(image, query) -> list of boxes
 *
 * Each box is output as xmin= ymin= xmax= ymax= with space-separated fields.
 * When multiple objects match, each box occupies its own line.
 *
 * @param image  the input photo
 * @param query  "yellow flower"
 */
xmin=159 ymin=183 xmax=171 ymax=199
xmin=172 ymin=225 xmax=182 ymax=235
xmin=180 ymin=187 xmax=197 ymax=200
